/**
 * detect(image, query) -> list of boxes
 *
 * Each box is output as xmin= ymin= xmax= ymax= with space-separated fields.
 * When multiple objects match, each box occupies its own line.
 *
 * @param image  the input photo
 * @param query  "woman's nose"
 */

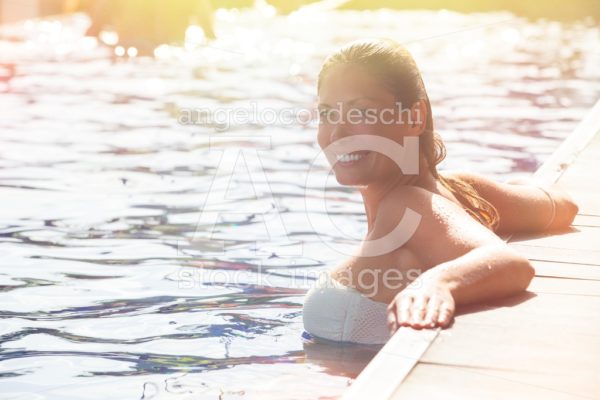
xmin=329 ymin=122 xmax=348 ymax=143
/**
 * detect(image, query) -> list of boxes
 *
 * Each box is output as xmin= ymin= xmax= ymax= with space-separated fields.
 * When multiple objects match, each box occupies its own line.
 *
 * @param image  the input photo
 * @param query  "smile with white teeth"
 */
xmin=336 ymin=151 xmax=369 ymax=164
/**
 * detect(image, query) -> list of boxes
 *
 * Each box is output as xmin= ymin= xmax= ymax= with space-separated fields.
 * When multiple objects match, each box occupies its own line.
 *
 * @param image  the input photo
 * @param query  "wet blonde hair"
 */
xmin=317 ymin=38 xmax=499 ymax=231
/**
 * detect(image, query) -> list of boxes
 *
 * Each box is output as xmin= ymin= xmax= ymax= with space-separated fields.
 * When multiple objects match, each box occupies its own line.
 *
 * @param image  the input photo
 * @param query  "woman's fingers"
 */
xmin=411 ymin=296 xmax=429 ymax=328
xmin=424 ymin=297 xmax=440 ymax=328
xmin=387 ymin=294 xmax=414 ymax=335
xmin=388 ymin=292 xmax=455 ymax=335
xmin=399 ymin=295 xmax=413 ymax=327
xmin=437 ymin=301 xmax=455 ymax=327
xmin=386 ymin=304 xmax=397 ymax=333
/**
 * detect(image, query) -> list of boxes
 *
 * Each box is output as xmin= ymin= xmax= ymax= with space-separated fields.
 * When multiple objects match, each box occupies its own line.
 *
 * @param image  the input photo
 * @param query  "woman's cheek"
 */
xmin=316 ymin=127 xmax=329 ymax=150
xmin=345 ymin=122 xmax=378 ymax=135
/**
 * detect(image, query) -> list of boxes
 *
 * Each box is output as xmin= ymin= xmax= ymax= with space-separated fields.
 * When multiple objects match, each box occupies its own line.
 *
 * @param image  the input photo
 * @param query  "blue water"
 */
xmin=0 ymin=7 xmax=599 ymax=399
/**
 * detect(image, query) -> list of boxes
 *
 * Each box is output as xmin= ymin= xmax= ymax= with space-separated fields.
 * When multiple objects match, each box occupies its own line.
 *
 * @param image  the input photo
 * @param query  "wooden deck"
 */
xmin=342 ymin=99 xmax=600 ymax=400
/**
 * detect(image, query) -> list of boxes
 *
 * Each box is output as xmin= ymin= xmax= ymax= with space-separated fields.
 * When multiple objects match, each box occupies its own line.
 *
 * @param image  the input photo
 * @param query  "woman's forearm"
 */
xmin=417 ymin=245 xmax=535 ymax=306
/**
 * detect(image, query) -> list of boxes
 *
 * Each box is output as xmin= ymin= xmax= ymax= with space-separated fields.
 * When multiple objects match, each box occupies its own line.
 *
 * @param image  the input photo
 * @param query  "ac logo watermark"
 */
xmin=185 ymin=135 xmax=303 ymax=257
xmin=184 ymin=133 xmax=422 ymax=259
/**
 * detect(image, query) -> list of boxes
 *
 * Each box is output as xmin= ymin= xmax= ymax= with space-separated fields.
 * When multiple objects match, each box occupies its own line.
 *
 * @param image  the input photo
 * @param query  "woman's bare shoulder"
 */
xmin=374 ymin=183 xmax=503 ymax=267
xmin=376 ymin=183 xmax=496 ymax=236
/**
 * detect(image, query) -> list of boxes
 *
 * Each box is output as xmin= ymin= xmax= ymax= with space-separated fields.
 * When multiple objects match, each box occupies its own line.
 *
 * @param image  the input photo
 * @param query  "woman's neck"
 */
xmin=360 ymin=157 xmax=438 ymax=233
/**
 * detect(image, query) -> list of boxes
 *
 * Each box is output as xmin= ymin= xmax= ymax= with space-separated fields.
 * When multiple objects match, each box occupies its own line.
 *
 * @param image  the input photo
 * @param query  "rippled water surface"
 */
xmin=1 ymin=7 xmax=599 ymax=400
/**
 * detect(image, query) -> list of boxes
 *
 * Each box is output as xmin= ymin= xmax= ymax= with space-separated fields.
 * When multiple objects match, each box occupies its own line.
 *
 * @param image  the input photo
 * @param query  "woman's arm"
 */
xmin=445 ymin=172 xmax=579 ymax=234
xmin=387 ymin=244 xmax=534 ymax=332
xmin=381 ymin=186 xmax=535 ymax=334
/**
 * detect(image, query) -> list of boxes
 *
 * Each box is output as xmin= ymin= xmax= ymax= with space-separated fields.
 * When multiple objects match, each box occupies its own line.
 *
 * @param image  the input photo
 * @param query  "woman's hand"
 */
xmin=386 ymin=275 xmax=455 ymax=335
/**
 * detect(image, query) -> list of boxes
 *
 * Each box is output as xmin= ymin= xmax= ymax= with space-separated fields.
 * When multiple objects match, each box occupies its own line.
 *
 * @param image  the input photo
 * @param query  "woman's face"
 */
xmin=317 ymin=63 xmax=419 ymax=187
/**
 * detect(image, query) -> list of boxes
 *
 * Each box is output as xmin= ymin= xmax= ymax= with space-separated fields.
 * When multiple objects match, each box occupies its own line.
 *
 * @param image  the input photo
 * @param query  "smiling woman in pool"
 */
xmin=301 ymin=38 xmax=579 ymax=344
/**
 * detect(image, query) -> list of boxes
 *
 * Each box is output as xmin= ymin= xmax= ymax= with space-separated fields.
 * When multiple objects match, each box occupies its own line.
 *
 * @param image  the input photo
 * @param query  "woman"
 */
xmin=302 ymin=38 xmax=578 ymax=344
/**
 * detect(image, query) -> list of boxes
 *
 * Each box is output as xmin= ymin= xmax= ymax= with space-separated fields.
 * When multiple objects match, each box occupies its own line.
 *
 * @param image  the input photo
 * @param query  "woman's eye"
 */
xmin=348 ymin=108 xmax=369 ymax=123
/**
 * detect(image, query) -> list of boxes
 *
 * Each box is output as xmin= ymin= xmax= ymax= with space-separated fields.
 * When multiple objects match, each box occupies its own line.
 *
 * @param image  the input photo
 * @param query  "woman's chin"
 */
xmin=333 ymin=172 xmax=369 ymax=187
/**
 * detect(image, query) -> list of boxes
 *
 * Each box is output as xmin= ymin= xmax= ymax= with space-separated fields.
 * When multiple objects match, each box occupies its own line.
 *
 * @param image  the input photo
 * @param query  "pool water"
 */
xmin=0 ymin=7 xmax=599 ymax=400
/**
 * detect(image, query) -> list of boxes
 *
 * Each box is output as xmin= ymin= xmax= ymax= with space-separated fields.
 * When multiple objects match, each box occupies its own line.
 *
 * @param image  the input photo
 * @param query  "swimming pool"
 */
xmin=0 ymin=7 xmax=599 ymax=399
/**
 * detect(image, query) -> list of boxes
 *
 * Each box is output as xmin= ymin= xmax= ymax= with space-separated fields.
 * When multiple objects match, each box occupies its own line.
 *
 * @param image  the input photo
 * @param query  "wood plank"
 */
xmin=392 ymin=363 xmax=595 ymax=400
xmin=567 ymin=191 xmax=600 ymax=216
xmin=450 ymin=291 xmax=600 ymax=336
xmin=528 ymin=276 xmax=600 ymax=296
xmin=412 ymin=294 xmax=600 ymax=399
xmin=532 ymin=259 xmax=600 ymax=281
xmin=572 ymin=214 xmax=600 ymax=228
xmin=510 ymin=243 xmax=600 ymax=265
xmin=392 ymin=291 xmax=600 ymax=399
xmin=418 ymin=328 xmax=600 ymax=374
xmin=510 ymin=226 xmax=600 ymax=252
